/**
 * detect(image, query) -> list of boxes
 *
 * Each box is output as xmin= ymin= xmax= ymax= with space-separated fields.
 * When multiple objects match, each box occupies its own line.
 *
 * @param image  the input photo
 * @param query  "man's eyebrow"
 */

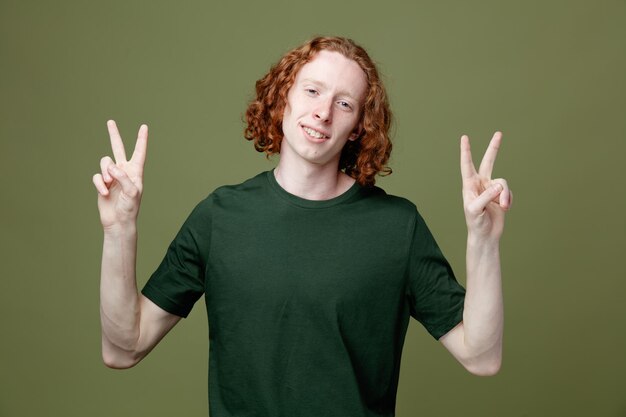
xmin=300 ymin=78 xmax=360 ymax=101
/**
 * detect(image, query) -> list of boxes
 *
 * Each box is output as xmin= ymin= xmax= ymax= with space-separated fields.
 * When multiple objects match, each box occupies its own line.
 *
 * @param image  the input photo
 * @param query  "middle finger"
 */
xmin=107 ymin=120 xmax=127 ymax=163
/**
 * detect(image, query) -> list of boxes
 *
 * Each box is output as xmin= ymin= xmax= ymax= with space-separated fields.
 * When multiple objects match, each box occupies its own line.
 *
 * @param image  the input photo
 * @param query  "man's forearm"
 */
xmin=99 ymin=224 xmax=142 ymax=366
xmin=462 ymin=234 xmax=504 ymax=368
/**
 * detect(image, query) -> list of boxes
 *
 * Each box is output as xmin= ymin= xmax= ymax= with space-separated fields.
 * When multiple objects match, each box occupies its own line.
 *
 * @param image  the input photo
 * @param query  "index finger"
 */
xmin=460 ymin=134 xmax=477 ymax=181
xmin=478 ymin=131 xmax=502 ymax=178
xmin=107 ymin=120 xmax=127 ymax=163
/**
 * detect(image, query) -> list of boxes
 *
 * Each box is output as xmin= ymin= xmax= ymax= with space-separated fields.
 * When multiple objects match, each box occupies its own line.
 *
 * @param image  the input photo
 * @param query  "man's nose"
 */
xmin=313 ymin=99 xmax=333 ymax=123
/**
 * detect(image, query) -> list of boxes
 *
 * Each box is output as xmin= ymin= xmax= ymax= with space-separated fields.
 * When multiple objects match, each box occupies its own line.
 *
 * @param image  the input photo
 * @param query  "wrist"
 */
xmin=103 ymin=222 xmax=137 ymax=238
xmin=467 ymin=232 xmax=500 ymax=252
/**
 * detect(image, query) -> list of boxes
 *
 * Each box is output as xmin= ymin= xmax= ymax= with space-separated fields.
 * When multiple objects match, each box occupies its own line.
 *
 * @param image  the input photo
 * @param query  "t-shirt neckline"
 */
xmin=265 ymin=169 xmax=362 ymax=209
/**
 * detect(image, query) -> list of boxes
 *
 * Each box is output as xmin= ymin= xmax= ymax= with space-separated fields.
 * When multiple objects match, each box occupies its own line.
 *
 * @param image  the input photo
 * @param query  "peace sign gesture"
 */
xmin=460 ymin=131 xmax=512 ymax=241
xmin=92 ymin=120 xmax=148 ymax=230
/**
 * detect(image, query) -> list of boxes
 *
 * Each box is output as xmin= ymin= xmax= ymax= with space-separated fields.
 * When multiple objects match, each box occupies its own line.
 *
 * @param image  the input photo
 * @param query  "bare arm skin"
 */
xmin=439 ymin=132 xmax=512 ymax=376
xmin=93 ymin=120 xmax=181 ymax=369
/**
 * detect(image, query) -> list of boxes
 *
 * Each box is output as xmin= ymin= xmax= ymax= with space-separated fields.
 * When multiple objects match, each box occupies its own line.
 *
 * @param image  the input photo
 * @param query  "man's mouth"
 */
xmin=302 ymin=126 xmax=329 ymax=139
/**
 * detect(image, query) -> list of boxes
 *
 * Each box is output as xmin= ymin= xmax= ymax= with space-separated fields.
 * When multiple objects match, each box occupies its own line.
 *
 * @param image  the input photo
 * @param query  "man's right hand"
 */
xmin=93 ymin=120 xmax=148 ymax=230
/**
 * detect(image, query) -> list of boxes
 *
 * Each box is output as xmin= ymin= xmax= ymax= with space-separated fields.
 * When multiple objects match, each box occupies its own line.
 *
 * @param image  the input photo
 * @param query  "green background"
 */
xmin=1 ymin=0 xmax=624 ymax=416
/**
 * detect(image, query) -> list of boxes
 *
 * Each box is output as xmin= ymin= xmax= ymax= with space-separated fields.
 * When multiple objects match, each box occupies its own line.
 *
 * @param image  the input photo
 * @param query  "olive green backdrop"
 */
xmin=1 ymin=0 xmax=624 ymax=416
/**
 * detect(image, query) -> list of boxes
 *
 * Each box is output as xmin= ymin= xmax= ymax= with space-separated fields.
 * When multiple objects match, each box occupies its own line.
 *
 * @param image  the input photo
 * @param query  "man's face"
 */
xmin=281 ymin=50 xmax=368 ymax=169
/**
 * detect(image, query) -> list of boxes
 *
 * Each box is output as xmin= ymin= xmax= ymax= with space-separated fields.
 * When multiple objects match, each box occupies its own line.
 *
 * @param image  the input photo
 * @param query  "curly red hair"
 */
xmin=244 ymin=36 xmax=392 ymax=186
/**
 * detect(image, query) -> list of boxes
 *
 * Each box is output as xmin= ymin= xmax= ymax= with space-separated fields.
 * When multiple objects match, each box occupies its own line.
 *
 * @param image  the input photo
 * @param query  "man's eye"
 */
xmin=305 ymin=89 xmax=317 ymax=95
xmin=338 ymin=101 xmax=352 ymax=110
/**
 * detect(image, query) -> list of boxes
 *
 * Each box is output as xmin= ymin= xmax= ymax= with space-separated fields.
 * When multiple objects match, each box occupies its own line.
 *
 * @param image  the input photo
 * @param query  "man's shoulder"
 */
xmin=203 ymin=171 xmax=271 ymax=207
xmin=361 ymin=185 xmax=417 ymax=209
xmin=183 ymin=172 xmax=270 ymax=220
xmin=358 ymin=185 xmax=419 ymax=218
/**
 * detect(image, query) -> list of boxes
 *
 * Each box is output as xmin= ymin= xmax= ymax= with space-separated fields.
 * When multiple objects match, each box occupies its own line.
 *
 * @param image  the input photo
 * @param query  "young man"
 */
xmin=93 ymin=37 xmax=511 ymax=416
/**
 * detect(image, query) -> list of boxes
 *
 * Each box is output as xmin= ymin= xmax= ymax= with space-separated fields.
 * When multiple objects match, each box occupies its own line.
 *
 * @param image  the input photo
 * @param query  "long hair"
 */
xmin=244 ymin=36 xmax=392 ymax=186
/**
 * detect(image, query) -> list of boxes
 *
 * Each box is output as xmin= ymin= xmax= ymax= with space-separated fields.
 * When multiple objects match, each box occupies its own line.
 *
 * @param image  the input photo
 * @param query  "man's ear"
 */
xmin=349 ymin=127 xmax=362 ymax=141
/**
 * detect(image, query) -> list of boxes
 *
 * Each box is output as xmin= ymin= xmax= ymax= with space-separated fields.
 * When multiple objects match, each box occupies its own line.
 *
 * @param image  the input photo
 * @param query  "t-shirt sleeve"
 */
xmin=141 ymin=195 xmax=213 ymax=318
xmin=406 ymin=210 xmax=466 ymax=340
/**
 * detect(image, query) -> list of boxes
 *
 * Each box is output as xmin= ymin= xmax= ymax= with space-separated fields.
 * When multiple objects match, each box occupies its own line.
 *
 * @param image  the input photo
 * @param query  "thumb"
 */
xmin=466 ymin=183 xmax=502 ymax=215
xmin=107 ymin=164 xmax=140 ymax=199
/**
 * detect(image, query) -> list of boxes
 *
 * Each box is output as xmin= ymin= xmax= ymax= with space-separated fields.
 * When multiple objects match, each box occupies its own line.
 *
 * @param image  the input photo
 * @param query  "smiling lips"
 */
xmin=302 ymin=125 xmax=329 ymax=140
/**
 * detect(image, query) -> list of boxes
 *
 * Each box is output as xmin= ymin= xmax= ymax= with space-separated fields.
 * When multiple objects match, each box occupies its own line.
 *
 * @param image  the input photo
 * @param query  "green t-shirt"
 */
xmin=142 ymin=170 xmax=465 ymax=417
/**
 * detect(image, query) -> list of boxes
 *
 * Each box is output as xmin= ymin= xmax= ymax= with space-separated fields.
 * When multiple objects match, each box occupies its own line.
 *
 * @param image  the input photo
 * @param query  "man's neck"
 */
xmin=273 ymin=159 xmax=356 ymax=201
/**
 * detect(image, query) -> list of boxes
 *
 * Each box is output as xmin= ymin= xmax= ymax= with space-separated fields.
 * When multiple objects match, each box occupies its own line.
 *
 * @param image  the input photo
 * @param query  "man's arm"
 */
xmin=439 ymin=132 xmax=511 ymax=376
xmin=94 ymin=120 xmax=181 ymax=369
